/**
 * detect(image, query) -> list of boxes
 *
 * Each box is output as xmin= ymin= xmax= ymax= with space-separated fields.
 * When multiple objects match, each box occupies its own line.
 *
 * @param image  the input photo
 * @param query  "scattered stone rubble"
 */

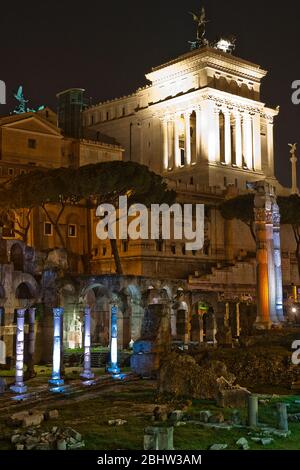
xmin=11 ymin=426 xmax=85 ymax=450
xmin=107 ymin=419 xmax=127 ymax=426
xmin=7 ymin=408 xmax=85 ymax=450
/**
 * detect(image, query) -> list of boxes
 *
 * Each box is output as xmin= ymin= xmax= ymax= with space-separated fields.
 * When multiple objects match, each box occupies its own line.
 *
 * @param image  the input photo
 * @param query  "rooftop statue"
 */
xmin=12 ymin=85 xmax=45 ymax=115
xmin=188 ymin=7 xmax=209 ymax=50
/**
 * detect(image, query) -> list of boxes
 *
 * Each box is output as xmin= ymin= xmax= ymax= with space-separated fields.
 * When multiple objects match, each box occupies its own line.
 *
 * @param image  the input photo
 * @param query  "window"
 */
xmin=102 ymin=246 xmax=107 ymax=256
xmin=20 ymin=170 xmax=26 ymax=175
xmin=122 ymin=240 xmax=128 ymax=252
xmin=8 ymin=168 xmax=14 ymax=176
xmin=106 ymin=111 xmax=109 ymax=121
xmin=28 ymin=139 xmax=36 ymax=149
xmin=44 ymin=222 xmax=53 ymax=236
xmin=182 ymin=245 xmax=186 ymax=255
xmin=122 ymin=107 xmax=126 ymax=116
xmin=68 ymin=224 xmax=77 ymax=238
xmin=171 ymin=244 xmax=176 ymax=255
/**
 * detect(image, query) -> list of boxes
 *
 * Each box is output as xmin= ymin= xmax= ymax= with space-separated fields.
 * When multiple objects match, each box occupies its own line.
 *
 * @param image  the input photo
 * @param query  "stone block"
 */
xmin=57 ymin=439 xmax=67 ymax=450
xmin=22 ymin=413 xmax=44 ymax=428
xmin=44 ymin=409 xmax=59 ymax=420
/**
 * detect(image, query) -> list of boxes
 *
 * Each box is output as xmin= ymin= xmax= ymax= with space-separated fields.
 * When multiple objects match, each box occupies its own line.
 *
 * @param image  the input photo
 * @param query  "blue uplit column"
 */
xmin=107 ymin=304 xmax=120 ymax=375
xmin=272 ymin=200 xmax=284 ymax=322
xmin=80 ymin=307 xmax=94 ymax=380
xmin=49 ymin=308 xmax=64 ymax=386
xmin=10 ymin=308 xmax=27 ymax=394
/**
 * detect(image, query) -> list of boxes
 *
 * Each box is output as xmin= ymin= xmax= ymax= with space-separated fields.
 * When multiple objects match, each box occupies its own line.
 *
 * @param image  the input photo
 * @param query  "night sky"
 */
xmin=1 ymin=0 xmax=300 ymax=187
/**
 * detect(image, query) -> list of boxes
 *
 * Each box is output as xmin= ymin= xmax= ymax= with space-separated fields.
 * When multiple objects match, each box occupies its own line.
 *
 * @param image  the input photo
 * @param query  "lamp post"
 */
xmin=107 ymin=304 xmax=120 ymax=375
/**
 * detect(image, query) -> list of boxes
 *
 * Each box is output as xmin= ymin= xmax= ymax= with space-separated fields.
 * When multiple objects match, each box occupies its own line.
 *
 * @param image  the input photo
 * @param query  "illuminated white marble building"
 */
xmin=83 ymin=46 xmax=278 ymax=190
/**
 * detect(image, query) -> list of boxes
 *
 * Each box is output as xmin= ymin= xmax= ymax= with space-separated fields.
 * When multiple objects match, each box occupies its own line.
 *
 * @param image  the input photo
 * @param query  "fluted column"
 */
xmin=107 ymin=304 xmax=120 ymax=375
xmin=243 ymin=113 xmax=253 ymax=169
xmin=235 ymin=112 xmax=243 ymax=167
xmin=272 ymin=200 xmax=284 ymax=322
xmin=214 ymin=107 xmax=220 ymax=162
xmin=49 ymin=307 xmax=64 ymax=386
xmin=224 ymin=110 xmax=232 ymax=165
xmin=162 ymin=118 xmax=169 ymax=171
xmin=81 ymin=307 xmax=94 ymax=380
xmin=266 ymin=118 xmax=275 ymax=176
xmin=184 ymin=111 xmax=191 ymax=166
xmin=10 ymin=308 xmax=27 ymax=394
xmin=195 ymin=107 xmax=201 ymax=162
xmin=252 ymin=113 xmax=262 ymax=171
xmin=27 ymin=308 xmax=36 ymax=378
xmin=174 ymin=116 xmax=180 ymax=168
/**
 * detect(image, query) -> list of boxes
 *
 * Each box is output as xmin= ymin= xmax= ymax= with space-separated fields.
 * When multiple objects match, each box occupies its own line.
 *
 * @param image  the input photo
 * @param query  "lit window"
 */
xmin=68 ymin=224 xmax=77 ymax=238
xmin=44 ymin=222 xmax=53 ymax=236
xmin=28 ymin=139 xmax=36 ymax=149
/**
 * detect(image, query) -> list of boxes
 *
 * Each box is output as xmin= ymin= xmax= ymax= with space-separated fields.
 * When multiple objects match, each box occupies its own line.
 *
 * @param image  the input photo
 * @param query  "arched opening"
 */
xmin=16 ymin=282 xmax=33 ymax=299
xmin=11 ymin=244 xmax=24 ymax=271
xmin=0 ymin=284 xmax=5 ymax=299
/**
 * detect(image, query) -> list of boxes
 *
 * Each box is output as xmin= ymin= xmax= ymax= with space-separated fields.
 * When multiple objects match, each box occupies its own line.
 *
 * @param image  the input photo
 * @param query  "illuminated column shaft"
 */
xmin=168 ymin=120 xmax=174 ymax=169
xmin=81 ymin=307 xmax=94 ymax=379
xmin=174 ymin=117 xmax=180 ymax=167
xmin=266 ymin=221 xmax=277 ymax=323
xmin=266 ymin=120 xmax=275 ymax=176
xmin=184 ymin=112 xmax=191 ymax=165
xmin=200 ymin=100 xmax=217 ymax=163
xmin=235 ymin=113 xmax=243 ymax=167
xmin=49 ymin=308 xmax=64 ymax=386
xmin=195 ymin=107 xmax=201 ymax=162
xmin=243 ymin=113 xmax=253 ymax=169
xmin=255 ymin=213 xmax=270 ymax=327
xmin=252 ymin=113 xmax=262 ymax=171
xmin=10 ymin=308 xmax=27 ymax=394
xmin=272 ymin=203 xmax=284 ymax=322
xmin=107 ymin=304 xmax=120 ymax=374
xmin=162 ymin=119 xmax=169 ymax=171
xmin=214 ymin=107 xmax=220 ymax=162
xmin=224 ymin=110 xmax=232 ymax=165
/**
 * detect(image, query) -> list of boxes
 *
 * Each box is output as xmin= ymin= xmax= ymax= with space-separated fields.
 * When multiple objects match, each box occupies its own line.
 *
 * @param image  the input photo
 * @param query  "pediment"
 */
xmin=3 ymin=116 xmax=62 ymax=137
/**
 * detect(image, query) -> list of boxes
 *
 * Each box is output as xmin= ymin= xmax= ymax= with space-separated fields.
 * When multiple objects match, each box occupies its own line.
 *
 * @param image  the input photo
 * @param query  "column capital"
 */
xmin=53 ymin=307 xmax=64 ymax=318
xmin=16 ymin=308 xmax=26 ymax=318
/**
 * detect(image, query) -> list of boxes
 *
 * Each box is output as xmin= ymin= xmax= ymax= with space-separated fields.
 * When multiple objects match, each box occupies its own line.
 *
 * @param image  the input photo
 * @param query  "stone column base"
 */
xmin=10 ymin=384 xmax=27 ymax=394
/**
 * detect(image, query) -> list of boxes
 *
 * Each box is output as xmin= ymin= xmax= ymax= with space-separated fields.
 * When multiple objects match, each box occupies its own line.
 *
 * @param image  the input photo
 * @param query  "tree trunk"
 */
xmin=110 ymin=239 xmax=123 ymax=274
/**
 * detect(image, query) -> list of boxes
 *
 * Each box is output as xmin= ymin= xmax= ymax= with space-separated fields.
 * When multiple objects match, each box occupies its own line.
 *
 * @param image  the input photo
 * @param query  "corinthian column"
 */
xmin=252 ymin=113 xmax=262 ymax=171
xmin=224 ymin=110 xmax=232 ymax=165
xmin=272 ymin=198 xmax=284 ymax=322
xmin=195 ymin=107 xmax=201 ymax=162
xmin=235 ymin=112 xmax=243 ymax=167
xmin=214 ymin=107 xmax=220 ymax=162
xmin=243 ymin=113 xmax=253 ymax=169
xmin=174 ymin=116 xmax=180 ymax=168
xmin=184 ymin=111 xmax=191 ymax=166
xmin=254 ymin=183 xmax=276 ymax=328
xmin=49 ymin=307 xmax=64 ymax=386
xmin=162 ymin=118 xmax=169 ymax=171
xmin=81 ymin=307 xmax=94 ymax=380
xmin=10 ymin=308 xmax=27 ymax=394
